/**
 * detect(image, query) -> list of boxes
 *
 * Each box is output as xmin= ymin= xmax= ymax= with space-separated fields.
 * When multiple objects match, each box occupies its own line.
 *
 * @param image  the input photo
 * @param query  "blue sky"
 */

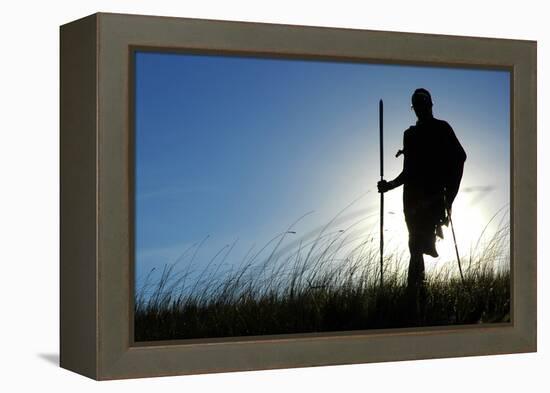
xmin=134 ymin=51 xmax=510 ymax=288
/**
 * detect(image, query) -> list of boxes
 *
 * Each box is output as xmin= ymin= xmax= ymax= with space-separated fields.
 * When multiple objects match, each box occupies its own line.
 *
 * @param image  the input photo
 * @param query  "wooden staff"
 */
xmin=379 ymin=99 xmax=384 ymax=289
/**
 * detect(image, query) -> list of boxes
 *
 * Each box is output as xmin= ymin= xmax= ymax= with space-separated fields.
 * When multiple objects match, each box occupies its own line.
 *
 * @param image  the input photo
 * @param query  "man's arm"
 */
xmin=378 ymin=129 xmax=409 ymax=193
xmin=379 ymin=170 xmax=405 ymax=192
xmin=442 ymin=121 xmax=466 ymax=207
xmin=390 ymin=169 xmax=406 ymax=188
xmin=447 ymin=122 xmax=466 ymax=163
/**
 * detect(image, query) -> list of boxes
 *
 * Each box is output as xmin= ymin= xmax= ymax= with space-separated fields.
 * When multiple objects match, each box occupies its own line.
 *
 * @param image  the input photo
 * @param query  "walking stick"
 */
xmin=444 ymin=192 xmax=465 ymax=284
xmin=379 ymin=99 xmax=384 ymax=289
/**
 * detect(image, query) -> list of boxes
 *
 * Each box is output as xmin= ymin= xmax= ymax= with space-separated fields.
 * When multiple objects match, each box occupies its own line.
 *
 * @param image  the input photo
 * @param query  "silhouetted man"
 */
xmin=377 ymin=88 xmax=466 ymax=308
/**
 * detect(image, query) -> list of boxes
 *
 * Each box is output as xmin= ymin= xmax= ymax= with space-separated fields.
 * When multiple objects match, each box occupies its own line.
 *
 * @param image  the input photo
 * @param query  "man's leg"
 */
xmin=406 ymin=232 xmax=427 ymax=325
xmin=407 ymin=235 xmax=426 ymax=288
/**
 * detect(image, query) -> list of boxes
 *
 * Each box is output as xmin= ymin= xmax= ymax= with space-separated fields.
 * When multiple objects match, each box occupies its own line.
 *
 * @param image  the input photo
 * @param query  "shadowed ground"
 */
xmin=135 ymin=271 xmax=509 ymax=341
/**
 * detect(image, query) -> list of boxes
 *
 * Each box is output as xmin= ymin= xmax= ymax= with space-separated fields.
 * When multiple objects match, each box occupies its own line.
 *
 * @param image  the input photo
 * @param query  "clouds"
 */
xmin=136 ymin=184 xmax=220 ymax=201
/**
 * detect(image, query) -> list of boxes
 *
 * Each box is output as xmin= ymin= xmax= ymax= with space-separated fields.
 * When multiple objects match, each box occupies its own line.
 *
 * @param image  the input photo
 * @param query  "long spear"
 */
xmin=379 ymin=99 xmax=384 ymax=289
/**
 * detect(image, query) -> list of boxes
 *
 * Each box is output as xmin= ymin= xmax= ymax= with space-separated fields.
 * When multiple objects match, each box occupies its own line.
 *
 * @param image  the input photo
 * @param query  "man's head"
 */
xmin=411 ymin=88 xmax=433 ymax=121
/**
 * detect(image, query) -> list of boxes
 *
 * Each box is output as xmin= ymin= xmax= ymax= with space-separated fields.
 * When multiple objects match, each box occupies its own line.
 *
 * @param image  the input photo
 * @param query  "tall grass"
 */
xmin=134 ymin=207 xmax=510 ymax=342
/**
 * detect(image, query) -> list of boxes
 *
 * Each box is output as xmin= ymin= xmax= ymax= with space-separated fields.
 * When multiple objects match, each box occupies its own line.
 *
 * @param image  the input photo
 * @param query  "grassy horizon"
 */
xmin=134 ymin=206 xmax=510 ymax=342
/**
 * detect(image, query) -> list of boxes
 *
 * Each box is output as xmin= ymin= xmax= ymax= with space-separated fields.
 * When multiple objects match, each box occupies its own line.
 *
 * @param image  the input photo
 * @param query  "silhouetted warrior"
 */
xmin=377 ymin=88 xmax=466 ymax=310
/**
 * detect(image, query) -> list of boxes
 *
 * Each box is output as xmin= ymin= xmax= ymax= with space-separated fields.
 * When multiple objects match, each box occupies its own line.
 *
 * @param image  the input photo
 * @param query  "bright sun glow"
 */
xmin=354 ymin=183 xmax=509 ymax=279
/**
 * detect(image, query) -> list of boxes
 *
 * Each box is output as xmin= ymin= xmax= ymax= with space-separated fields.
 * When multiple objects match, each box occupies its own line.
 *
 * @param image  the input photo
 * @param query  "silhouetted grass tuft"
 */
xmin=134 ymin=209 xmax=510 ymax=342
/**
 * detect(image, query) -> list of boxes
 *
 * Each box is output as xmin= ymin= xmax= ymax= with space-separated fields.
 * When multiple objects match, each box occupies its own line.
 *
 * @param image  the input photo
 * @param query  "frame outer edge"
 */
xmin=518 ymin=41 xmax=537 ymax=351
xmin=92 ymin=12 xmax=537 ymax=380
xmin=59 ymin=13 xmax=99 ymax=380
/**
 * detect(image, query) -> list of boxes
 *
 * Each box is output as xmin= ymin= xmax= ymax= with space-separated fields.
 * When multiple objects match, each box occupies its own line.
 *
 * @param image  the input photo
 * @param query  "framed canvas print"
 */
xmin=60 ymin=12 xmax=537 ymax=380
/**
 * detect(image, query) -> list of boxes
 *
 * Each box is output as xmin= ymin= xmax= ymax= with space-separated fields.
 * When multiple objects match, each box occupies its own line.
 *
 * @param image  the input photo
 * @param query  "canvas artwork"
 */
xmin=132 ymin=51 xmax=510 ymax=342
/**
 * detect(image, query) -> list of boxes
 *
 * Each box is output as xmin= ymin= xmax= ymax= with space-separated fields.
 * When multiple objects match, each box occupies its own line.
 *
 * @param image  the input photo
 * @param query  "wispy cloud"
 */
xmin=136 ymin=185 xmax=219 ymax=201
xmin=461 ymin=185 xmax=496 ymax=206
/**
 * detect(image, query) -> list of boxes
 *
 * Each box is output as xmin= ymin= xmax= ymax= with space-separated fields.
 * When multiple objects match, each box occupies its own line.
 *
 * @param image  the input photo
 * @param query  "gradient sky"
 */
xmin=134 ymin=51 xmax=510 ymax=288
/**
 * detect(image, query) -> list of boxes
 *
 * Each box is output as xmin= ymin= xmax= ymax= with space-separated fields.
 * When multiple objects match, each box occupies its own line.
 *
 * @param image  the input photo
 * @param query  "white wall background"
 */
xmin=0 ymin=0 xmax=546 ymax=391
